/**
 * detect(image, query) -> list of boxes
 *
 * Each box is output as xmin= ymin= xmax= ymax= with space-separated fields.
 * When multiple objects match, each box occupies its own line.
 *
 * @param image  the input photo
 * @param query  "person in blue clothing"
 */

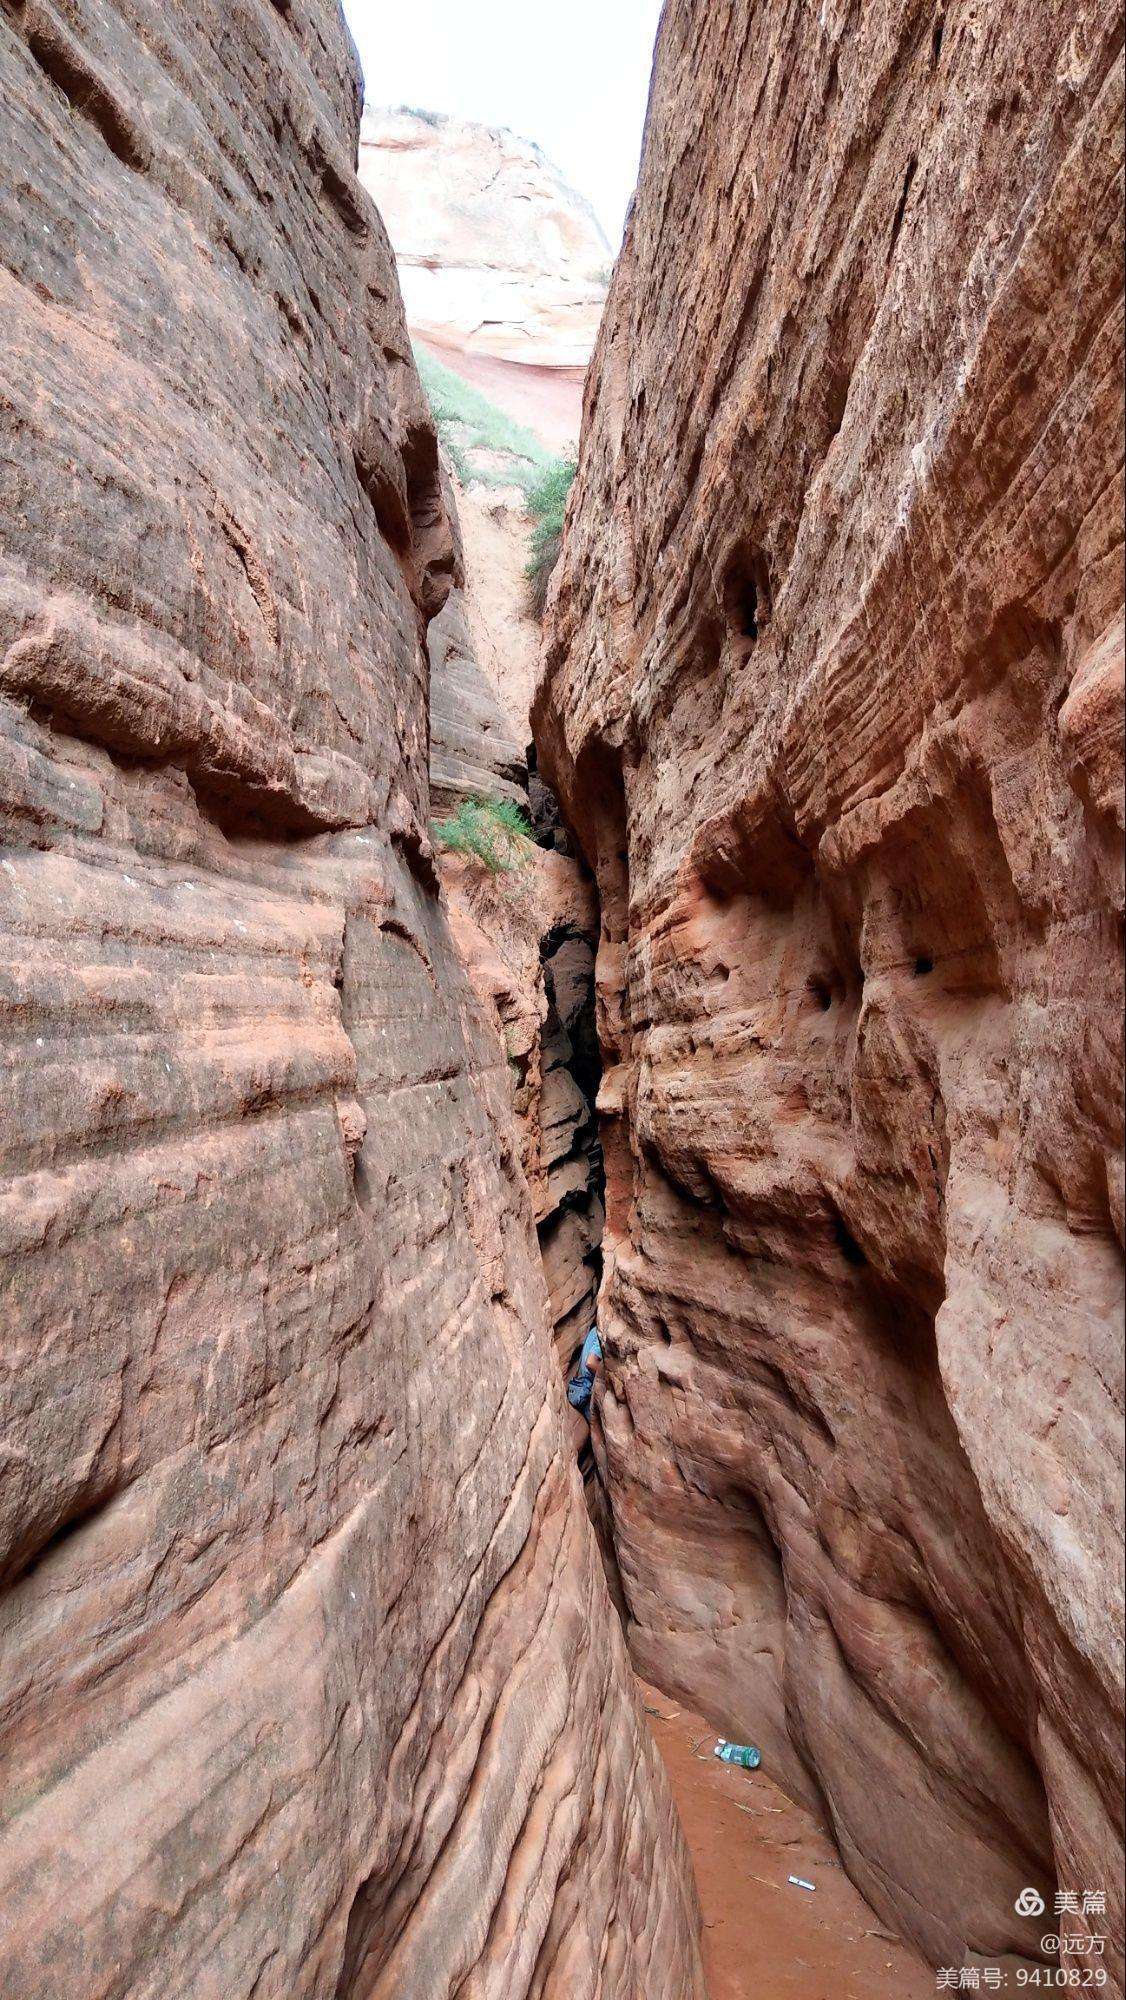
xmin=567 ymin=1326 xmax=602 ymax=1416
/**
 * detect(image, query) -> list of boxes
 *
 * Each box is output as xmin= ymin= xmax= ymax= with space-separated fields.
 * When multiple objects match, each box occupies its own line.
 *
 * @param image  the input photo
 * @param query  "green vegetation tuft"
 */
xmin=431 ymin=795 xmax=533 ymax=873
xmin=415 ymin=348 xmax=552 ymax=491
xmin=524 ymin=458 xmax=577 ymax=617
xmin=413 ymin=346 xmax=577 ymax=621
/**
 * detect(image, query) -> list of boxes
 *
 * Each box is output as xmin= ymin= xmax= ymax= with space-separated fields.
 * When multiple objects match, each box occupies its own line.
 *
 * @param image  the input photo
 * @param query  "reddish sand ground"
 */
xmin=638 ymin=1680 xmax=935 ymax=2000
xmin=415 ymin=335 xmax=585 ymax=454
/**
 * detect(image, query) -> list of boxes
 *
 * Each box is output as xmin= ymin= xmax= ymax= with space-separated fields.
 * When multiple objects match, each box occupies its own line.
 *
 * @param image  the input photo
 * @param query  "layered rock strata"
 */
xmin=0 ymin=5 xmax=702 ymax=1995
xmin=536 ymin=0 xmax=1125 ymax=1981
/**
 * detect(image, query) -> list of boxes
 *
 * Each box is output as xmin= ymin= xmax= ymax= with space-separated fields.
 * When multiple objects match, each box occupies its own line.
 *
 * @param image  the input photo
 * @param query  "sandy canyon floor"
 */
xmin=638 ymin=1682 xmax=934 ymax=1999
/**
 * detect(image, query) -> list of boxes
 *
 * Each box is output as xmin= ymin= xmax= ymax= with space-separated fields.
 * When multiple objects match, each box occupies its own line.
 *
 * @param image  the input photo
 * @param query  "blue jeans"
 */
xmin=567 ymin=1368 xmax=594 ymax=1414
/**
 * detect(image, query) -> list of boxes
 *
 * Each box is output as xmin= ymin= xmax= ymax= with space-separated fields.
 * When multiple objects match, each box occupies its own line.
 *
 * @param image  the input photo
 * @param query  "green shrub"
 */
xmin=526 ymin=458 xmax=577 ymax=521
xmin=439 ymin=434 xmax=471 ymax=487
xmin=412 ymin=347 xmax=577 ymax=617
xmin=524 ymin=457 xmax=577 ymax=617
xmin=431 ymin=795 xmax=533 ymax=873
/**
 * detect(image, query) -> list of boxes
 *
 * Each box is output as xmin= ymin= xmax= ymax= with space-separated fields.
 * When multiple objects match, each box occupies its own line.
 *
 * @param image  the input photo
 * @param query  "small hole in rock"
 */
xmin=832 ymin=1214 xmax=867 ymax=1267
xmin=824 ymin=360 xmax=850 ymax=442
xmin=807 ymin=976 xmax=833 ymax=1012
xmin=914 ymin=954 xmax=935 ymax=977
xmin=723 ymin=545 xmax=773 ymax=645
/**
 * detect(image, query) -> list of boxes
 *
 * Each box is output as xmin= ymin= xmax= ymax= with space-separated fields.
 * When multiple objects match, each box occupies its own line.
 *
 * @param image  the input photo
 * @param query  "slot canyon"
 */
xmin=0 ymin=3 xmax=1122 ymax=1999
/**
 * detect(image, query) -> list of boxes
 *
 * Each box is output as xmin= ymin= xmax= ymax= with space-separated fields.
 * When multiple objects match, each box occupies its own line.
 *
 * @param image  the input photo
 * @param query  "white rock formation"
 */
xmin=358 ymin=108 xmax=610 ymax=372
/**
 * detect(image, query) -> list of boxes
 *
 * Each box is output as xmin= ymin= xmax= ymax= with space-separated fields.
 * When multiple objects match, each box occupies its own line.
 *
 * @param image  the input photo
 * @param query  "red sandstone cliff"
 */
xmin=0 ymin=4 xmax=702 ymax=1994
xmin=536 ymin=0 xmax=1125 ymax=1982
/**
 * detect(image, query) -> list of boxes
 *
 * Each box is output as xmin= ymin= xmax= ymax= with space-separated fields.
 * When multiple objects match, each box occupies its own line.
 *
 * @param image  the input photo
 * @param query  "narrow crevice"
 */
xmin=25 ymin=21 xmax=151 ymax=172
xmin=534 ymin=780 xmax=606 ymax=1373
xmin=525 ymin=738 xmax=574 ymax=855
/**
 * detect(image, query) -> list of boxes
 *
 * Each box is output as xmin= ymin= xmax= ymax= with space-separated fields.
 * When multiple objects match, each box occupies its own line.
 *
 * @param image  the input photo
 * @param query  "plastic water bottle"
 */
xmin=713 ymin=1738 xmax=761 ymax=1770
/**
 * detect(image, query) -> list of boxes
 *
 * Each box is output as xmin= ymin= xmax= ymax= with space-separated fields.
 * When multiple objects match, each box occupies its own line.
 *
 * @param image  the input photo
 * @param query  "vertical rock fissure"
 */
xmin=534 ymin=882 xmax=606 ymax=1382
xmin=528 ymin=737 xmax=609 ymax=1365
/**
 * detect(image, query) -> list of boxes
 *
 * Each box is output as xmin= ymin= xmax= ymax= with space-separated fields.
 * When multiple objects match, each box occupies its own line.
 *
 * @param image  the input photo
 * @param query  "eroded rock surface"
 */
xmin=358 ymin=108 xmax=609 ymax=371
xmin=427 ymin=494 xmax=528 ymax=814
xmin=429 ymin=478 xmax=604 ymax=1372
xmin=536 ymin=0 xmax=1124 ymax=1979
xmin=0 ymin=5 xmax=703 ymax=1994
xmin=440 ymin=848 xmax=603 ymax=1369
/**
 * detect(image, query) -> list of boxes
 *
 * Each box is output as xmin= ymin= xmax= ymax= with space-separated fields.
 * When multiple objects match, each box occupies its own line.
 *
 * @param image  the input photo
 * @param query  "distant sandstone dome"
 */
xmin=358 ymin=107 xmax=611 ymax=372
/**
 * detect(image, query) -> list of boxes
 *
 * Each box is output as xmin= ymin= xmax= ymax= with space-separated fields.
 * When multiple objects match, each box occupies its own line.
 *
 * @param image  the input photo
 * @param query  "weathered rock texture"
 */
xmin=536 ymin=0 xmax=1125 ymax=1980
xmin=441 ymin=850 xmax=604 ymax=1371
xmin=359 ymin=108 xmax=609 ymax=370
xmin=460 ymin=486 xmax=550 ymax=747
xmin=429 ymin=580 xmax=527 ymax=810
xmin=0 ymin=5 xmax=703 ymax=1995
xmin=430 ymin=479 xmax=604 ymax=1371
xmin=428 ymin=486 xmax=528 ymax=814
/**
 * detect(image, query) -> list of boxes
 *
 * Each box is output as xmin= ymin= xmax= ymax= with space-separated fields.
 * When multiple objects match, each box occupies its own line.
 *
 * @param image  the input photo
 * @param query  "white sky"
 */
xmin=341 ymin=1 xmax=664 ymax=244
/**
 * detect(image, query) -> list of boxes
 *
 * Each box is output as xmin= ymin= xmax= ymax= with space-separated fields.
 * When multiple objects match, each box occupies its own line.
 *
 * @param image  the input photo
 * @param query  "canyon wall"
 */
xmin=429 ymin=481 xmax=605 ymax=1374
xmin=427 ymin=486 xmax=529 ymax=815
xmin=536 ymin=0 xmax=1125 ymax=1981
xmin=359 ymin=108 xmax=608 ymax=450
xmin=438 ymin=843 xmax=604 ymax=1375
xmin=0 ymin=5 xmax=703 ymax=1996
